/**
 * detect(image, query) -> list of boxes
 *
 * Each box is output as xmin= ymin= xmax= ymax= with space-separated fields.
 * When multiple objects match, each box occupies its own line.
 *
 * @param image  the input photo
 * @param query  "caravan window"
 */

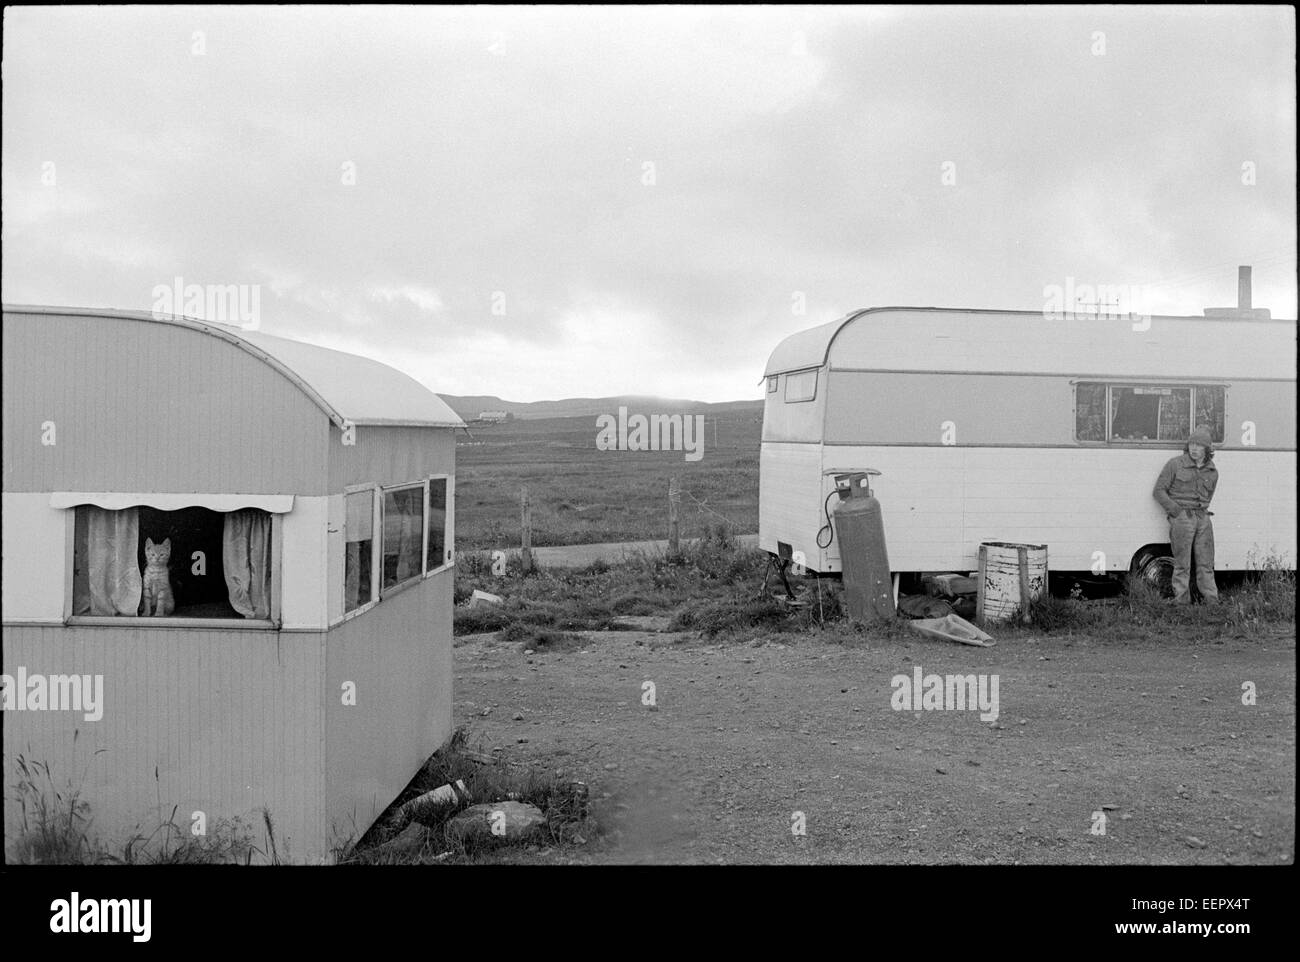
xmin=1075 ymin=383 xmax=1225 ymax=443
xmin=344 ymin=489 xmax=377 ymax=612
xmin=784 ymin=369 xmax=817 ymax=403
xmin=426 ymin=477 xmax=452 ymax=572
xmin=71 ymin=504 xmax=276 ymax=621
xmin=767 ymin=375 xmax=778 ymax=394
xmin=344 ymin=477 xmax=454 ymax=618
xmin=382 ymin=483 xmax=426 ymax=592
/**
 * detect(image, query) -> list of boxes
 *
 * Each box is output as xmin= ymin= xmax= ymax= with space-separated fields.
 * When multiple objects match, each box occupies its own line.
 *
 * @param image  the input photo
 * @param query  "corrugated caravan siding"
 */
xmin=324 ymin=569 xmax=453 ymax=846
xmin=328 ymin=425 xmax=455 ymax=491
xmin=2 ymin=311 xmax=329 ymax=494
xmin=2 ymin=625 xmax=328 ymax=863
xmin=758 ymin=441 xmax=824 ymax=558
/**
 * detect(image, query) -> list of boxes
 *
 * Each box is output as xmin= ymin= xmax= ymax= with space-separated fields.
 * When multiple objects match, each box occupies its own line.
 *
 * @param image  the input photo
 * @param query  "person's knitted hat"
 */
xmin=1188 ymin=424 xmax=1214 ymax=450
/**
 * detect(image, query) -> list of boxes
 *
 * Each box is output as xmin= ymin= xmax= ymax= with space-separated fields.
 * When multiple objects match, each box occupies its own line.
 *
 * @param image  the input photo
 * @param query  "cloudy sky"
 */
xmin=3 ymin=5 xmax=1295 ymax=402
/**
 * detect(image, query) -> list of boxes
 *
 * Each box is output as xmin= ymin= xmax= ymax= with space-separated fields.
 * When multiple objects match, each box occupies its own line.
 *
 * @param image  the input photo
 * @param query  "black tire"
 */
xmin=1131 ymin=551 xmax=1175 ymax=598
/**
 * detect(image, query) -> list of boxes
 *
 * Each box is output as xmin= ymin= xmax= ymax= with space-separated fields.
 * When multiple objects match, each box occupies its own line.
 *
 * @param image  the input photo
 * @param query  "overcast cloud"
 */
xmin=3 ymin=5 xmax=1295 ymax=401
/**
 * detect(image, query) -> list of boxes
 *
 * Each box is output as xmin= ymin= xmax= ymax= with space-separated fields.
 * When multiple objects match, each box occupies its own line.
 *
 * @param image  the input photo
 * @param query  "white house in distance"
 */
xmin=1 ymin=305 xmax=464 ymax=863
xmin=759 ymin=276 xmax=1296 ymax=582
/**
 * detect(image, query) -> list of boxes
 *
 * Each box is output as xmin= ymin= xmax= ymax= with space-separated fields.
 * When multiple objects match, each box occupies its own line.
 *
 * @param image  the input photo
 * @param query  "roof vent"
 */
xmin=1204 ymin=265 xmax=1272 ymax=319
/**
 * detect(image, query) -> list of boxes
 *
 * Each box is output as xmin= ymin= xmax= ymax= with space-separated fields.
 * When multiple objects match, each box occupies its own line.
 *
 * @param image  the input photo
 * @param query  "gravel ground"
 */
xmin=454 ymin=625 xmax=1296 ymax=864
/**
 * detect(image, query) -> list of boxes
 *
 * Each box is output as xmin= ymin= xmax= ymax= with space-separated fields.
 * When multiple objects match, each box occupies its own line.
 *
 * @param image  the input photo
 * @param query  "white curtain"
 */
xmin=392 ymin=506 xmax=418 ymax=582
xmin=223 ymin=509 xmax=272 ymax=619
xmin=394 ymin=494 xmax=421 ymax=583
xmin=83 ymin=506 xmax=142 ymax=616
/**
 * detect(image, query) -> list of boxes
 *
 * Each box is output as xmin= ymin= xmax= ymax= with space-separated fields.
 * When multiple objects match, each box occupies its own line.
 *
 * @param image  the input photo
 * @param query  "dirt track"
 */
xmin=454 ymin=625 xmax=1296 ymax=864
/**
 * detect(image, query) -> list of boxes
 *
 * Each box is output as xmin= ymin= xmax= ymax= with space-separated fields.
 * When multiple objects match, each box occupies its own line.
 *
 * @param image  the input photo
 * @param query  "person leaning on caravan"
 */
xmin=1152 ymin=425 xmax=1220 ymax=606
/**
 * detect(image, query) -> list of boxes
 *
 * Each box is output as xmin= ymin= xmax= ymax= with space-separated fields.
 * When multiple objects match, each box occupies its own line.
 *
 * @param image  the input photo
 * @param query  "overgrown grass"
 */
xmin=1022 ymin=559 xmax=1296 ymax=641
xmin=499 ymin=621 xmax=586 ymax=652
xmin=454 ymin=524 xmax=771 ymax=639
xmin=345 ymin=729 xmax=599 ymax=864
xmin=8 ymin=748 xmax=265 ymax=864
xmin=9 ymin=751 xmax=99 ymax=864
xmin=455 ymin=531 xmax=1294 ymax=647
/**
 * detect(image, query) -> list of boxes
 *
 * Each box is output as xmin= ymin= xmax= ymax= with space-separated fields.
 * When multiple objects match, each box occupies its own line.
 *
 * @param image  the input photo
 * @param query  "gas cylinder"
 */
xmin=830 ymin=470 xmax=895 ymax=621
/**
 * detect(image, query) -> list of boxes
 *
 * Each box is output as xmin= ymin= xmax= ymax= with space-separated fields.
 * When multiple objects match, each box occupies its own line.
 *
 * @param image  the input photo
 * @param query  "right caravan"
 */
xmin=758 ymin=301 xmax=1296 ymax=582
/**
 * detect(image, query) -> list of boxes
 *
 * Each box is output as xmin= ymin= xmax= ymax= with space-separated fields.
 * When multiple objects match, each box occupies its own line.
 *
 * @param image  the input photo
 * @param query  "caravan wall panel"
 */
xmin=823 ymin=370 xmax=1296 ymax=451
xmin=323 ymin=567 xmax=453 ymax=849
xmin=1 ymin=624 xmax=328 ymax=863
xmin=810 ymin=446 xmax=1296 ymax=573
xmin=2 ymin=311 xmax=330 ymax=495
xmin=328 ymin=425 xmax=454 ymax=492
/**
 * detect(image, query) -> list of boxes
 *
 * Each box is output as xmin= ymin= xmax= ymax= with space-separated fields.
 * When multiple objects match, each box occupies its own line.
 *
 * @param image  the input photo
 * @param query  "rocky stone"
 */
xmin=447 ymin=801 xmax=547 ymax=844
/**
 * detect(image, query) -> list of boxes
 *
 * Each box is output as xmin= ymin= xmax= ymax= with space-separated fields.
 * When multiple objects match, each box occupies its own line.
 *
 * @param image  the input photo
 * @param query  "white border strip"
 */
xmin=50 ymin=492 xmax=295 ymax=512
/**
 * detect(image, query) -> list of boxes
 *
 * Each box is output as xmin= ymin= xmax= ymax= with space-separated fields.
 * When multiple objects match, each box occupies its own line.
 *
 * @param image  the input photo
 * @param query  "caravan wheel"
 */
xmin=1130 ymin=547 xmax=1175 ymax=598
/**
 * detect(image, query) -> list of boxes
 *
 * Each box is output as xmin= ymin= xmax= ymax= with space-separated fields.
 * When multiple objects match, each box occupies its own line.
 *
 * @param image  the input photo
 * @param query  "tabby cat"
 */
xmin=141 ymin=537 xmax=175 ymax=617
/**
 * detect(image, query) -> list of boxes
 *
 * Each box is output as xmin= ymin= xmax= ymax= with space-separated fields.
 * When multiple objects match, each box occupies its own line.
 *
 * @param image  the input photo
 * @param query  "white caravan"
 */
xmin=759 ymin=301 xmax=1296 ymax=581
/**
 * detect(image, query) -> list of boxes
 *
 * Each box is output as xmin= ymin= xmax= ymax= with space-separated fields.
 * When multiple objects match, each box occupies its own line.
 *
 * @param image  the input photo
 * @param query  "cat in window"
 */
xmin=141 ymin=537 xmax=176 ymax=617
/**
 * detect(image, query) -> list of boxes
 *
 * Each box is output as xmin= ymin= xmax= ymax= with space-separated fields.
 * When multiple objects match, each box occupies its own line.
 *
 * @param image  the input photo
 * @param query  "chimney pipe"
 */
xmin=1238 ymin=265 xmax=1252 ymax=310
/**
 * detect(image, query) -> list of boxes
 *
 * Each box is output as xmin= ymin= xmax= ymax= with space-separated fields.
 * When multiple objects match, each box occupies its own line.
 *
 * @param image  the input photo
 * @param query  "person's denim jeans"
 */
xmin=1169 ymin=510 xmax=1218 ymax=604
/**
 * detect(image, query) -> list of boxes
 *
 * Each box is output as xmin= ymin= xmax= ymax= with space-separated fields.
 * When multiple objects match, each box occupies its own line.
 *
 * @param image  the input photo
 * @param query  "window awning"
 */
xmin=50 ymin=492 xmax=295 ymax=513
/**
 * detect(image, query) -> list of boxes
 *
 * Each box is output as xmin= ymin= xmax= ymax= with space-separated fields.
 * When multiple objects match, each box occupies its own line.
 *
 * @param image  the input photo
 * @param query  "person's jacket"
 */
xmin=1153 ymin=447 xmax=1218 ymax=518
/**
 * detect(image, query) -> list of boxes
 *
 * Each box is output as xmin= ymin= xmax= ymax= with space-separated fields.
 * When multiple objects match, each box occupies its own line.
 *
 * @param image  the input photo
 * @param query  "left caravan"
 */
xmin=1 ymin=305 xmax=465 ymax=863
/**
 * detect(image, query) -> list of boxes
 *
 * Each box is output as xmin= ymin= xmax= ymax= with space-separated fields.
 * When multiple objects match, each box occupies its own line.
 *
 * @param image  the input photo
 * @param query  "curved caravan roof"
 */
xmin=764 ymin=306 xmax=1298 ymax=380
xmin=3 ymin=304 xmax=465 ymax=429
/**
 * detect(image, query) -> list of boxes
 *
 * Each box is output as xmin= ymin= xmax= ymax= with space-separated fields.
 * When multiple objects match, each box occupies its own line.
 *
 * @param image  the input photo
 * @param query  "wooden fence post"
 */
xmin=520 ymin=485 xmax=533 ymax=574
xmin=668 ymin=477 xmax=681 ymax=555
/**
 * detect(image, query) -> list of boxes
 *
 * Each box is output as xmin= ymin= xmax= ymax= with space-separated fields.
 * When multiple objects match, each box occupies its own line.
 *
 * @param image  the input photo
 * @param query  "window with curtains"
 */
xmin=343 ymin=477 xmax=453 ymax=617
xmin=1074 ymin=383 xmax=1226 ymax=443
xmin=71 ymin=505 xmax=275 ymax=620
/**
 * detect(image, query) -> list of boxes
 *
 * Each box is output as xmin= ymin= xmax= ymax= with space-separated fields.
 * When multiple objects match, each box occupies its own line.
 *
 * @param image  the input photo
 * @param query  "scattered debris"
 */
xmin=373 ymin=822 xmax=430 ymax=857
xmin=899 ymin=594 xmax=955 ymax=619
xmin=468 ymin=589 xmax=505 ymax=609
xmin=923 ymin=573 xmax=978 ymax=597
xmin=399 ymin=780 xmax=471 ymax=822
xmin=906 ymin=613 xmax=995 ymax=647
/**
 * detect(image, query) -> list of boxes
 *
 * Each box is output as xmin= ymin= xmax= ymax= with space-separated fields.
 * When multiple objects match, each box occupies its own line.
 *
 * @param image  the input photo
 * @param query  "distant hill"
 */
xmin=439 ymin=394 xmax=763 ymax=421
